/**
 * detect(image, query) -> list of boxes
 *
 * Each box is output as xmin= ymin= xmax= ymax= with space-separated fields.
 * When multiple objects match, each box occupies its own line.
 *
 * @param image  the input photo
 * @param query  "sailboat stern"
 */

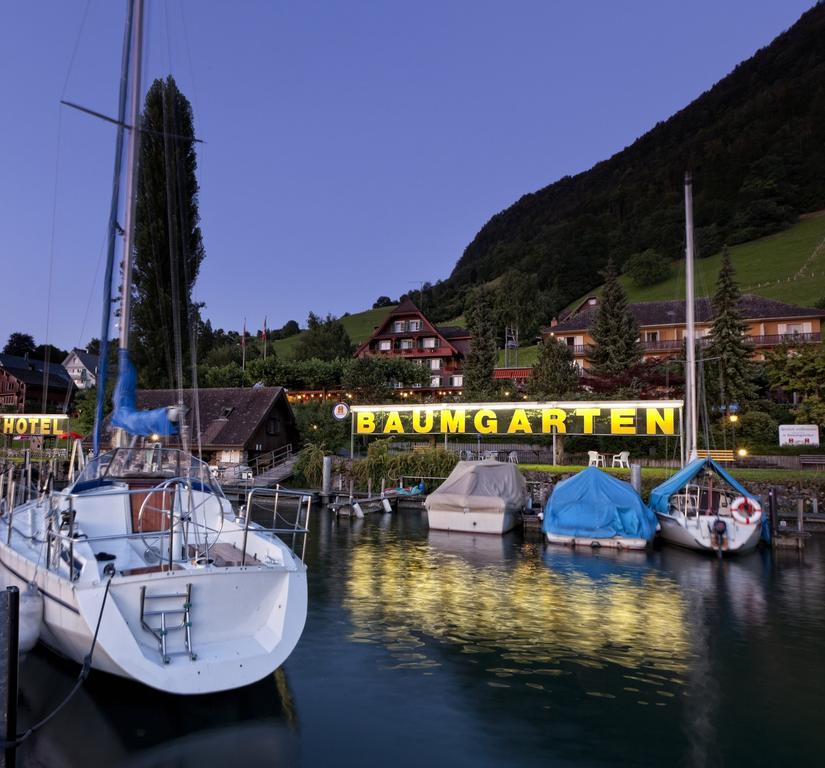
xmin=75 ymin=565 xmax=307 ymax=694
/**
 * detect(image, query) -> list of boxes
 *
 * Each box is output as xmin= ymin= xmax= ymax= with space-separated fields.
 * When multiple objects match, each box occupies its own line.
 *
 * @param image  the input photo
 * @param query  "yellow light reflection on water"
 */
xmin=344 ymin=539 xmax=690 ymax=678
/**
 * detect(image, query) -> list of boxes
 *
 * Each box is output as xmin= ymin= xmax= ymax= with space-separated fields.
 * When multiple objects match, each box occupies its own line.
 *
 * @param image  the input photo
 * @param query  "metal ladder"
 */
xmin=139 ymin=583 xmax=196 ymax=663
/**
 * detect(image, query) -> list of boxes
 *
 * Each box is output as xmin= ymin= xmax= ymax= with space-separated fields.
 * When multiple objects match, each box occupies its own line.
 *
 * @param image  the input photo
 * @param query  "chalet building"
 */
xmin=62 ymin=348 xmax=100 ymax=390
xmin=355 ymin=299 xmax=471 ymax=394
xmin=543 ymin=294 xmax=825 ymax=371
xmin=134 ymin=387 xmax=298 ymax=466
xmin=0 ymin=353 xmax=74 ymax=413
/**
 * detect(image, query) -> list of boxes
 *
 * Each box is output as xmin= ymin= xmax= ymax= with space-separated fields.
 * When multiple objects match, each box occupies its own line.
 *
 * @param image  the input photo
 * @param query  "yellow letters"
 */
xmin=474 ymin=409 xmax=498 ymax=434
xmin=439 ymin=409 xmax=466 ymax=433
xmin=356 ymin=412 xmax=375 ymax=434
xmin=412 ymin=410 xmax=433 ymax=433
xmin=383 ymin=411 xmax=404 ymax=433
xmin=645 ymin=407 xmax=675 ymax=435
xmin=611 ymin=407 xmax=637 ymax=435
xmin=506 ymin=409 xmax=533 ymax=434
xmin=575 ymin=408 xmax=601 ymax=434
xmin=541 ymin=408 xmax=567 ymax=434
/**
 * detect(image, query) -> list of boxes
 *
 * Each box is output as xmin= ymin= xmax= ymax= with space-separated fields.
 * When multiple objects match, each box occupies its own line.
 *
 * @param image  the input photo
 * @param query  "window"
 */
xmin=400 ymin=338 xmax=414 ymax=350
xmin=430 ymin=376 xmax=441 ymax=387
xmin=429 ymin=358 xmax=441 ymax=370
xmin=645 ymin=331 xmax=659 ymax=342
xmin=393 ymin=320 xmax=405 ymax=333
xmin=220 ymin=407 xmax=234 ymax=419
xmin=450 ymin=375 xmax=463 ymax=387
xmin=378 ymin=340 xmax=391 ymax=351
xmin=409 ymin=319 xmax=421 ymax=331
xmin=393 ymin=381 xmax=404 ymax=389
xmin=565 ymin=337 xmax=575 ymax=347
xmin=422 ymin=337 xmax=437 ymax=349
xmin=266 ymin=418 xmax=279 ymax=436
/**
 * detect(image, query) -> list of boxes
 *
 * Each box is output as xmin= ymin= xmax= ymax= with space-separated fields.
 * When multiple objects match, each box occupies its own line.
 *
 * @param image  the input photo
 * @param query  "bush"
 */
xmin=350 ymin=440 xmax=458 ymax=490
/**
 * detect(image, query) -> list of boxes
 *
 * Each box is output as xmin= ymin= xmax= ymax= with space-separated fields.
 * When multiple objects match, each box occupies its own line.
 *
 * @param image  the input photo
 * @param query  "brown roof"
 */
xmin=437 ymin=325 xmax=470 ymax=339
xmin=135 ymin=387 xmax=293 ymax=448
xmin=548 ymin=294 xmax=825 ymax=333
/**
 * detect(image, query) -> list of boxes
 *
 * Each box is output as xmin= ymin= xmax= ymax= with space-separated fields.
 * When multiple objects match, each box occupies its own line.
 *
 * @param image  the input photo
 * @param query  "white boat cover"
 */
xmin=424 ymin=460 xmax=529 ymax=515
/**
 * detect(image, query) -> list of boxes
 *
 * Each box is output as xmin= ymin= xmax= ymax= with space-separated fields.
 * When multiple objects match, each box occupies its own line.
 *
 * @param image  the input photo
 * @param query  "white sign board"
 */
xmin=779 ymin=424 xmax=820 ymax=447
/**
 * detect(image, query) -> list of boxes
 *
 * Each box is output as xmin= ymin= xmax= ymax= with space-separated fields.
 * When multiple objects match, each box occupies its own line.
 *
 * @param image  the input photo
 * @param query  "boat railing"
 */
xmin=37 ymin=480 xmax=310 ymax=580
xmin=242 ymin=486 xmax=312 ymax=564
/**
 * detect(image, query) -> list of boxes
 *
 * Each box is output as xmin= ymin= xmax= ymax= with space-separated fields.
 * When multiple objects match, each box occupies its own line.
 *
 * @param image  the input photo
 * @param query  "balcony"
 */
xmin=749 ymin=332 xmax=821 ymax=346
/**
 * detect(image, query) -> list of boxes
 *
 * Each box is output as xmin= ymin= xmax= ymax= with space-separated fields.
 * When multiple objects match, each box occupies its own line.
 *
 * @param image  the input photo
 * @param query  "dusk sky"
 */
xmin=0 ymin=0 xmax=816 ymax=352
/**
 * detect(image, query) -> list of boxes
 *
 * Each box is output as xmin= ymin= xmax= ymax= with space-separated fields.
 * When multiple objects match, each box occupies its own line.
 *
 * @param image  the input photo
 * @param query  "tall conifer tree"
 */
xmin=529 ymin=339 xmax=580 ymax=399
xmin=463 ymin=286 xmax=498 ymax=399
xmin=131 ymin=76 xmax=205 ymax=388
xmin=588 ymin=258 xmax=641 ymax=377
xmin=707 ymin=247 xmax=755 ymax=407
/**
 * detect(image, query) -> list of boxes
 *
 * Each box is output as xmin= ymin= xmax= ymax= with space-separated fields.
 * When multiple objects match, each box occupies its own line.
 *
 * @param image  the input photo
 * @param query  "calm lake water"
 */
xmin=15 ymin=506 xmax=825 ymax=767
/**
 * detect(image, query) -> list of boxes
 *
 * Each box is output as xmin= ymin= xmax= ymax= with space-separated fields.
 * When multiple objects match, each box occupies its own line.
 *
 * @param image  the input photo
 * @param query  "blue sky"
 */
xmin=0 ymin=0 xmax=816 ymax=351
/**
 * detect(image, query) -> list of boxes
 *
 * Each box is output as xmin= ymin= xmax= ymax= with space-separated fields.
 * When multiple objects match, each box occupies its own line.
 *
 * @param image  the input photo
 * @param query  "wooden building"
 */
xmin=354 ymin=298 xmax=470 ymax=394
xmin=0 ymin=353 xmax=74 ymax=413
xmin=544 ymin=294 xmax=825 ymax=371
xmin=135 ymin=387 xmax=298 ymax=466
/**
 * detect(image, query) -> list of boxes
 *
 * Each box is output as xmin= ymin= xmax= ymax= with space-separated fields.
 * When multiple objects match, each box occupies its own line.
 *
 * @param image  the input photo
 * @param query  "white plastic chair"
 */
xmin=507 ymin=451 xmax=519 ymax=464
xmin=611 ymin=451 xmax=630 ymax=468
xmin=587 ymin=451 xmax=603 ymax=467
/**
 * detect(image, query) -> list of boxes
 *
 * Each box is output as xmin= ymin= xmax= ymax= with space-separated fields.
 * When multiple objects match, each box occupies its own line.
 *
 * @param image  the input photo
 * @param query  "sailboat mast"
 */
xmin=118 ymin=0 xmax=145 ymax=352
xmin=684 ymin=171 xmax=698 ymax=460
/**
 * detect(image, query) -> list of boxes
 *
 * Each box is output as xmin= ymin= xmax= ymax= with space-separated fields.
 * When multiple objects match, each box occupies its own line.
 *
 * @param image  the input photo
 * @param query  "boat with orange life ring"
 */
xmin=730 ymin=496 xmax=762 ymax=526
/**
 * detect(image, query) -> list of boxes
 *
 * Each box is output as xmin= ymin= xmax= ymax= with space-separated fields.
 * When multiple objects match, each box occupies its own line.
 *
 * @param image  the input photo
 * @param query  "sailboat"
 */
xmin=0 ymin=0 xmax=308 ymax=693
xmin=649 ymin=173 xmax=763 ymax=555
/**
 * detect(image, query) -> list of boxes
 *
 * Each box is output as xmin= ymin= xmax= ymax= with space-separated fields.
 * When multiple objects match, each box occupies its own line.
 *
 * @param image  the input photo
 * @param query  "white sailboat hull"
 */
xmin=1 ymin=469 xmax=308 ymax=695
xmin=655 ymin=511 xmax=761 ymax=554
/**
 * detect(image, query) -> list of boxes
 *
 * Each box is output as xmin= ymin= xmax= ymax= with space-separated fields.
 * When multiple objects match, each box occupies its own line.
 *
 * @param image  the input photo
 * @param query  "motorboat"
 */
xmin=0 ymin=447 xmax=308 ymax=693
xmin=649 ymin=457 xmax=763 ymax=554
xmin=542 ymin=466 xmax=657 ymax=550
xmin=425 ymin=460 xmax=528 ymax=534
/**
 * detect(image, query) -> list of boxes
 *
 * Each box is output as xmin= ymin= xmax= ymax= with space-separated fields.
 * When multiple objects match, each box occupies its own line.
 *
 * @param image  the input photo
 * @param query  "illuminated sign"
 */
xmin=1 ymin=414 xmax=69 ymax=437
xmin=351 ymin=401 xmax=682 ymax=437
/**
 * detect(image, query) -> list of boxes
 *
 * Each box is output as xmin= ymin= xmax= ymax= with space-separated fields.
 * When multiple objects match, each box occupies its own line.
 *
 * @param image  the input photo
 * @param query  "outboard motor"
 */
xmin=711 ymin=518 xmax=728 ymax=557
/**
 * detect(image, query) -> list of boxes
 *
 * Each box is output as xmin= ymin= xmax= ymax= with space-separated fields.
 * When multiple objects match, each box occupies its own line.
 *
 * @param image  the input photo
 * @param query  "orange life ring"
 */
xmin=730 ymin=496 xmax=762 ymax=525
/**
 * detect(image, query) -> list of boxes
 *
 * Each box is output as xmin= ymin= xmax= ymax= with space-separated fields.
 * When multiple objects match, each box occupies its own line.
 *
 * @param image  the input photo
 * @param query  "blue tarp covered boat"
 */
xmin=542 ymin=467 xmax=657 ymax=550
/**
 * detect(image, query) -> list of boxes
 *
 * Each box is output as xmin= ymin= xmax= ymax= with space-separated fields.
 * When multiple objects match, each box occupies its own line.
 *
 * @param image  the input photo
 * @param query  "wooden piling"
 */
xmin=1 ymin=586 xmax=20 ymax=767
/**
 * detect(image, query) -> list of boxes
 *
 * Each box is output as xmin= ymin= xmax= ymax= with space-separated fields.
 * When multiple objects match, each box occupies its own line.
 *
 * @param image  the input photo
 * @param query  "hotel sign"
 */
xmin=1 ymin=414 xmax=69 ymax=437
xmin=351 ymin=401 xmax=682 ymax=437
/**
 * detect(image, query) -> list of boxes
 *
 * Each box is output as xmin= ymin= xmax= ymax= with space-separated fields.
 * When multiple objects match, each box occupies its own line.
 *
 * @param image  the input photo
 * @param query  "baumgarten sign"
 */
xmin=351 ymin=401 xmax=682 ymax=437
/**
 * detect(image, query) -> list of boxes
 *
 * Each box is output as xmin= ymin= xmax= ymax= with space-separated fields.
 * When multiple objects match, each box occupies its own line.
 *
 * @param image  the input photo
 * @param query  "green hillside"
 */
xmin=270 ymin=305 xmax=395 ymax=359
xmin=566 ymin=211 xmax=825 ymax=311
xmin=415 ymin=4 xmax=825 ymax=324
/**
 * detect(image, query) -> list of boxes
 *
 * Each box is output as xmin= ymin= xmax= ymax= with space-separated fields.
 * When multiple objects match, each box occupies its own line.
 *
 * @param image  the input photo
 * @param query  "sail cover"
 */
xmin=542 ymin=467 xmax=657 ymax=540
xmin=648 ymin=457 xmax=755 ymax=516
xmin=110 ymin=349 xmax=179 ymax=437
xmin=424 ymin=460 xmax=528 ymax=515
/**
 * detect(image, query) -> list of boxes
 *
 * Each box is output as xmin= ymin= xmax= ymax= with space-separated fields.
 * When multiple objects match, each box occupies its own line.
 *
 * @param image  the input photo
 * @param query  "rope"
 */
xmin=1 ymin=574 xmax=113 ymax=749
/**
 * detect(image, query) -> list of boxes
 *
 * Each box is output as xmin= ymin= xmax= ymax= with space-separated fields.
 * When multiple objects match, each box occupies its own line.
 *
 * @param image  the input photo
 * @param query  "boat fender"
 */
xmin=19 ymin=582 xmax=43 ymax=654
xmin=730 ymin=496 xmax=762 ymax=526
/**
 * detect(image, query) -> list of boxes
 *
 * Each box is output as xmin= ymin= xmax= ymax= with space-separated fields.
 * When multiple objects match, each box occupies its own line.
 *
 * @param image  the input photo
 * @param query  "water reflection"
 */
xmin=18 ymin=646 xmax=299 ymax=768
xmin=345 ymin=529 xmax=690 ymax=680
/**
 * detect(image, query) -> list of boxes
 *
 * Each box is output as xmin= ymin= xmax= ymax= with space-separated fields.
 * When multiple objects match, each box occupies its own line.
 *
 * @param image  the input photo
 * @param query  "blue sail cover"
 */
xmin=542 ymin=467 xmax=658 ymax=540
xmin=648 ymin=457 xmax=755 ymax=516
xmin=110 ymin=349 xmax=178 ymax=437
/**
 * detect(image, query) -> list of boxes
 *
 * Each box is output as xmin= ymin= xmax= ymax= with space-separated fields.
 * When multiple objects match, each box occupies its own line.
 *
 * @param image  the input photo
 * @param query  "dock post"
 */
xmin=630 ymin=464 xmax=642 ymax=495
xmin=380 ymin=478 xmax=385 ymax=498
xmin=768 ymin=487 xmax=778 ymax=543
xmin=321 ymin=456 xmax=333 ymax=505
xmin=2 ymin=586 xmax=20 ymax=768
xmin=797 ymin=498 xmax=805 ymax=533
xmin=367 ymin=479 xmax=372 ymax=499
